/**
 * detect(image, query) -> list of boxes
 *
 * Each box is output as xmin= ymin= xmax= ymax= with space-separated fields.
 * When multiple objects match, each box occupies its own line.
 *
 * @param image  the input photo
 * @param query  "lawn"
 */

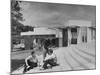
xmin=11 ymin=59 xmax=25 ymax=72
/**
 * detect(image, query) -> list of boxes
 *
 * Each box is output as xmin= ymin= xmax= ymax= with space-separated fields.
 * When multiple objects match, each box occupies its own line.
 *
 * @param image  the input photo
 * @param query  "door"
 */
xmin=62 ymin=28 xmax=68 ymax=47
xmin=71 ymin=27 xmax=77 ymax=44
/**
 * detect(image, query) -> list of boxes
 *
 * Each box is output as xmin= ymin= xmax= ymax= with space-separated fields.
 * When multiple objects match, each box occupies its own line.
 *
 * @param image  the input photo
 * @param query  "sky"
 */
xmin=20 ymin=1 xmax=96 ymax=27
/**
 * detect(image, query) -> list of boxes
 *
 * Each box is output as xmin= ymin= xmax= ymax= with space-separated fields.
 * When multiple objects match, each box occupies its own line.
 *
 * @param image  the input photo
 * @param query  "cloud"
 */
xmin=20 ymin=2 xmax=96 ymax=27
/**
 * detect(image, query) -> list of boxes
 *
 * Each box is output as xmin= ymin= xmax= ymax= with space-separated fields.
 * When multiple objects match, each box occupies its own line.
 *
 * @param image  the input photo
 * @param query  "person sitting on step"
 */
xmin=43 ymin=49 xmax=58 ymax=69
xmin=23 ymin=51 xmax=38 ymax=73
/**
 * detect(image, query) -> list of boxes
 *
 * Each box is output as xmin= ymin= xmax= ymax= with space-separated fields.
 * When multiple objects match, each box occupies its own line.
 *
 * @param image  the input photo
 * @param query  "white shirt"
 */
xmin=44 ymin=53 xmax=56 ymax=61
xmin=25 ymin=55 xmax=38 ymax=67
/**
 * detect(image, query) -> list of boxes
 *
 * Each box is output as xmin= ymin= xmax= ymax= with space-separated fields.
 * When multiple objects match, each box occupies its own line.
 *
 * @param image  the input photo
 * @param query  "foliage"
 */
xmin=11 ymin=0 xmax=33 ymax=35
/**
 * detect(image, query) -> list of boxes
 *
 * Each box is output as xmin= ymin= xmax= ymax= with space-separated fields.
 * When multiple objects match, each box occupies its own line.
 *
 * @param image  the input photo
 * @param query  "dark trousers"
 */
xmin=43 ymin=59 xmax=57 ymax=69
xmin=23 ymin=60 xmax=37 ymax=73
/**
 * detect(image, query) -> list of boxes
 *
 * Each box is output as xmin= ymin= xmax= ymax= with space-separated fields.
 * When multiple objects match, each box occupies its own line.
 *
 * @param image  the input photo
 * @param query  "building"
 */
xmin=18 ymin=20 xmax=95 ymax=50
xmin=61 ymin=20 xmax=96 ymax=47
xmin=20 ymin=27 xmax=62 ymax=50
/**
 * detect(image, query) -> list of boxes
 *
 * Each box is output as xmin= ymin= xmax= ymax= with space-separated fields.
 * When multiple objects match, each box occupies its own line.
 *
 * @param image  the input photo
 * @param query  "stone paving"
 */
xmin=11 ymin=41 xmax=96 ymax=74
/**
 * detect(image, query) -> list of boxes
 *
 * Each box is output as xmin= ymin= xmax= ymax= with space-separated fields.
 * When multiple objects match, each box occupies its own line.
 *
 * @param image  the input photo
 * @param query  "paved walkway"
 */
xmin=11 ymin=42 xmax=96 ymax=74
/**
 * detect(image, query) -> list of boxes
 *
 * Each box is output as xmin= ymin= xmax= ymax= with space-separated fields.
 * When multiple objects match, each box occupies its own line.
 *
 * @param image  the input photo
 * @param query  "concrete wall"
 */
xmin=87 ymin=28 xmax=92 ymax=42
xmin=66 ymin=20 xmax=93 ymax=45
xmin=67 ymin=20 xmax=92 ymax=27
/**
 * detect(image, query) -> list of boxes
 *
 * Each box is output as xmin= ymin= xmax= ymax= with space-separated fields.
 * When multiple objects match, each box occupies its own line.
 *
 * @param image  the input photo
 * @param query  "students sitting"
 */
xmin=23 ymin=49 xmax=58 ymax=73
xmin=23 ymin=51 xmax=38 ymax=73
xmin=43 ymin=49 xmax=58 ymax=69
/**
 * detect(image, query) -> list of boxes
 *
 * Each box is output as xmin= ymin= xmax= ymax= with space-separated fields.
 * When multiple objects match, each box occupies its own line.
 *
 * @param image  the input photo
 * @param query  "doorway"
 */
xmin=71 ymin=27 xmax=77 ymax=44
xmin=62 ymin=29 xmax=68 ymax=47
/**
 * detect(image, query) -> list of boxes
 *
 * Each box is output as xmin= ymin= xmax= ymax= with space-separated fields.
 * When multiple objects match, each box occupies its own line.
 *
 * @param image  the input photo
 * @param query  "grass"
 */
xmin=11 ymin=59 xmax=25 ymax=72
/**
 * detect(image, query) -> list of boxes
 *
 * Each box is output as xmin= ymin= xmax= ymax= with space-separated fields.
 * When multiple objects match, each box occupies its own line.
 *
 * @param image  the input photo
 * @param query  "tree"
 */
xmin=11 ymin=0 xmax=24 ymax=35
xmin=11 ymin=0 xmax=34 ymax=35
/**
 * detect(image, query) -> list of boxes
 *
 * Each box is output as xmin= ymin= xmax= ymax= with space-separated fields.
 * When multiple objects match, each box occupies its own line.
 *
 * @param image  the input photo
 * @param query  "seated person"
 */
xmin=23 ymin=51 xmax=38 ymax=73
xmin=43 ymin=49 xmax=58 ymax=69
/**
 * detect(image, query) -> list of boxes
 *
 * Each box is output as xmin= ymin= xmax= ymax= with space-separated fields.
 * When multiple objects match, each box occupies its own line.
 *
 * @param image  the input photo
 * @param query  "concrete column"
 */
xmin=87 ymin=27 xmax=92 ymax=42
xmin=58 ymin=29 xmax=63 ymax=47
xmin=59 ymin=38 xmax=62 ymax=47
xmin=93 ymin=29 xmax=96 ymax=40
xmin=77 ymin=27 xmax=82 ymax=44
xmin=68 ymin=28 xmax=72 ymax=46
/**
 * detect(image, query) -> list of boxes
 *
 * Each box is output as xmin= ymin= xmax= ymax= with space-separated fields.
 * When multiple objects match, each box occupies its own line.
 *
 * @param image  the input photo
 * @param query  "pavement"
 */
xmin=11 ymin=41 xmax=96 ymax=74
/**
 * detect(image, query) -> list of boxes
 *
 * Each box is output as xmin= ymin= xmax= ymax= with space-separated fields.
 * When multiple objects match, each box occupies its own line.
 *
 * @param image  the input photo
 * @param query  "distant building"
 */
xmin=16 ymin=20 xmax=96 ymax=50
xmin=20 ymin=27 xmax=61 ymax=50
xmin=62 ymin=20 xmax=96 ymax=46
